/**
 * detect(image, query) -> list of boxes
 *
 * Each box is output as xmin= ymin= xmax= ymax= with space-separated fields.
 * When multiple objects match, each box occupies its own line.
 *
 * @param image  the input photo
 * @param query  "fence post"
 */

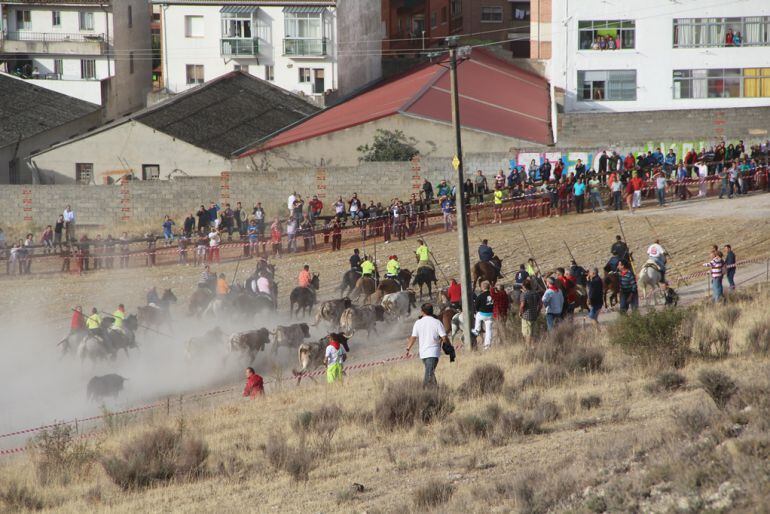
xmin=74 ymin=418 xmax=79 ymax=435
xmin=766 ymin=258 xmax=769 ymax=281
xmin=166 ymin=397 xmax=170 ymax=417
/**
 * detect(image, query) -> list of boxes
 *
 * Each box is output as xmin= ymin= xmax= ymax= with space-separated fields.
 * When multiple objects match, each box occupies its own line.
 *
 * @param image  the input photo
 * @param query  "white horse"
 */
xmin=638 ymin=262 xmax=664 ymax=305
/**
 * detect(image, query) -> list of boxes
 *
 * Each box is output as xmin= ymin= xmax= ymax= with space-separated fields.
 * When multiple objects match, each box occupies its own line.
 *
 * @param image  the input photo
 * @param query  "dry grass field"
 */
xmin=1 ymin=193 xmax=770 ymax=513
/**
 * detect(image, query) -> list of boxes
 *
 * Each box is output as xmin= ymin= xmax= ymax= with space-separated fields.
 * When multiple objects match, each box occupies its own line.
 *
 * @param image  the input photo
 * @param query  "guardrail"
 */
xmin=3 ymin=31 xmax=106 ymax=43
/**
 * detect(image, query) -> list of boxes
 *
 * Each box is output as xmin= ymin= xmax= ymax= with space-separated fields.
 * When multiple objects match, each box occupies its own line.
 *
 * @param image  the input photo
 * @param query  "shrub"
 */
xmin=455 ymin=415 xmax=493 ymax=438
xmin=747 ymin=319 xmax=770 ymax=354
xmin=497 ymin=411 xmax=542 ymax=436
xmin=694 ymin=324 xmax=731 ymax=358
xmin=413 ymin=480 xmax=455 ymax=509
xmin=651 ymin=371 xmax=687 ymax=392
xmin=357 ymin=129 xmax=418 ymax=162
xmin=101 ymin=426 xmax=208 ymax=490
xmin=0 ymin=483 xmax=44 ymax=511
xmin=717 ymin=305 xmax=741 ymax=328
xmin=533 ymin=400 xmax=561 ymax=421
xmin=264 ymin=434 xmax=316 ymax=482
xmin=374 ymin=380 xmax=454 ymax=430
xmin=459 ymin=364 xmax=505 ymax=397
xmin=699 ymin=369 xmax=738 ymax=409
xmin=521 ymin=365 xmax=567 ymax=389
xmin=566 ymin=347 xmax=605 ymax=373
xmin=580 ymin=395 xmax=602 ymax=410
xmin=673 ymin=406 xmax=715 ymax=436
xmin=30 ymin=424 xmax=99 ymax=485
xmin=292 ymin=405 xmax=342 ymax=436
xmin=608 ymin=308 xmax=690 ymax=367
xmin=522 ymin=322 xmax=580 ymax=364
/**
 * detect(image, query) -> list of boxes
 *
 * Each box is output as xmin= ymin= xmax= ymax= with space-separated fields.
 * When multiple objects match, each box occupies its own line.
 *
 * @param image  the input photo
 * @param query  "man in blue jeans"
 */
xmin=705 ymin=249 xmax=724 ymax=303
xmin=406 ymin=303 xmax=448 ymax=388
xmin=541 ymin=277 xmax=564 ymax=331
xmin=723 ymin=245 xmax=736 ymax=290
xmin=618 ymin=261 xmax=638 ymax=313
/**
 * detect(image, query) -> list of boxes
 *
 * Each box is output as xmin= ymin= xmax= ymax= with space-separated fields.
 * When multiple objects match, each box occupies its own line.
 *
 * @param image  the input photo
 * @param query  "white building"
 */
xmin=153 ymin=0 xmax=383 ymax=105
xmin=548 ymin=0 xmax=770 ymax=112
xmin=0 ymin=0 xmax=152 ymax=120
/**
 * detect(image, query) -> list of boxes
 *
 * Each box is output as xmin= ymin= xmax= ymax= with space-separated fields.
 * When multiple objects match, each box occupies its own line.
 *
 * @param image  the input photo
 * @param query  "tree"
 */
xmin=357 ymin=129 xmax=419 ymax=162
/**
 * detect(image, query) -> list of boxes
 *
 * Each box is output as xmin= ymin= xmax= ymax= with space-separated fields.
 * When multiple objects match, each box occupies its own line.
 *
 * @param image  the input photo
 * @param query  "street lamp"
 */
xmin=446 ymin=36 xmax=475 ymax=351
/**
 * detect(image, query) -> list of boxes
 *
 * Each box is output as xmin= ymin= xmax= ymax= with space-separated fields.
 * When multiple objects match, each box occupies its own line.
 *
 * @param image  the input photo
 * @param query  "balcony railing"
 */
xmin=220 ymin=37 xmax=259 ymax=56
xmin=3 ymin=31 xmax=106 ymax=43
xmin=283 ymin=38 xmax=327 ymax=56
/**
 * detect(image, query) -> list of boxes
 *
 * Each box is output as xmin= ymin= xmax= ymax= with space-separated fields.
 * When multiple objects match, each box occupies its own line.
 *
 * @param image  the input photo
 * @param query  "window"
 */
xmin=142 ymin=165 xmax=160 ymax=181
xmin=186 ymin=64 xmax=204 ymax=84
xmin=441 ymin=7 xmax=447 ymax=24
xmin=481 ymin=6 xmax=503 ymax=23
xmin=578 ymin=70 xmax=637 ymax=101
xmin=285 ymin=12 xmax=322 ymax=39
xmin=674 ymin=68 xmax=770 ymax=98
xmin=578 ymin=20 xmax=635 ymax=50
xmin=511 ymin=2 xmax=530 ymax=21
xmin=673 ymin=17 xmax=770 ymax=48
xmin=79 ymin=12 xmax=94 ymax=31
xmin=52 ymin=11 xmax=61 ymax=27
xmin=265 ymin=65 xmax=274 ymax=81
xmin=451 ymin=0 xmax=462 ymax=18
xmin=233 ymin=64 xmax=243 ymax=71
xmin=130 ymin=52 xmax=134 ymax=74
xmin=312 ymin=68 xmax=325 ymax=94
xmin=76 ymin=163 xmax=93 ymax=184
xmin=221 ymin=13 xmax=252 ymax=38
xmin=431 ymin=11 xmax=437 ymax=28
xmin=80 ymin=59 xmax=96 ymax=79
xmin=128 ymin=6 xmax=133 ymax=28
xmin=54 ymin=59 xmax=63 ymax=78
xmin=185 ymin=15 xmax=204 ymax=37
xmin=16 ymin=10 xmax=31 ymax=30
xmin=298 ymin=67 xmax=311 ymax=83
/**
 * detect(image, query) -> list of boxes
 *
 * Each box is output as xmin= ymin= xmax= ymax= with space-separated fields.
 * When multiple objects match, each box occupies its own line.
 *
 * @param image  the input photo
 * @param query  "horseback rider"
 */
xmin=255 ymin=256 xmax=274 ymax=280
xmin=216 ymin=273 xmax=230 ymax=297
xmin=385 ymin=255 xmax=401 ymax=280
xmin=415 ymin=239 xmax=433 ymax=270
xmin=298 ymin=264 xmax=312 ymax=288
xmin=198 ymin=264 xmax=215 ymax=291
xmin=569 ymin=259 xmax=587 ymax=287
xmin=112 ymin=304 xmax=126 ymax=330
xmin=446 ymin=278 xmax=462 ymax=309
xmin=69 ymin=305 xmax=85 ymax=335
xmin=360 ymin=255 xmax=375 ymax=278
xmin=646 ymin=239 xmax=669 ymax=284
xmin=525 ymin=258 xmax=537 ymax=277
xmin=349 ymin=248 xmax=362 ymax=272
xmin=607 ymin=235 xmax=630 ymax=272
xmin=478 ymin=239 xmax=494 ymax=263
xmin=146 ymin=286 xmax=160 ymax=307
xmin=514 ymin=264 xmax=529 ymax=290
xmin=85 ymin=307 xmax=102 ymax=337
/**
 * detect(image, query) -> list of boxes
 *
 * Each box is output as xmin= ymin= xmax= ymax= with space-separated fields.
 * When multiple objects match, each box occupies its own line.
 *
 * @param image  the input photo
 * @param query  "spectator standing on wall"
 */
xmin=183 ymin=214 xmax=196 ymax=238
xmin=196 ymin=205 xmax=209 ymax=231
xmin=54 ymin=215 xmax=64 ymax=252
xmin=422 ymin=179 xmax=434 ymax=204
xmin=162 ymin=215 xmax=175 ymax=245
xmin=63 ymin=205 xmax=76 ymax=242
xmin=41 ymin=225 xmax=54 ymax=254
xmin=474 ymin=170 xmax=487 ymax=204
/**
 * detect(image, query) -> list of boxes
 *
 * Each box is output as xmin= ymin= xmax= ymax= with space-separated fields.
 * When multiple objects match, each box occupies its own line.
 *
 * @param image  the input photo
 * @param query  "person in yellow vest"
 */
xmin=112 ymin=304 xmax=126 ymax=329
xmin=385 ymin=255 xmax=401 ymax=280
xmin=85 ymin=307 xmax=102 ymax=336
xmin=360 ymin=256 xmax=375 ymax=278
xmin=415 ymin=239 xmax=433 ymax=270
xmin=216 ymin=273 xmax=230 ymax=297
xmin=493 ymin=187 xmax=504 ymax=224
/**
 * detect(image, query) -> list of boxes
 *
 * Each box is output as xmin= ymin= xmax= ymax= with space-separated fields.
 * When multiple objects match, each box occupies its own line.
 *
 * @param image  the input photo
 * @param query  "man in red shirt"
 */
xmin=243 ymin=367 xmax=264 ymax=398
xmin=491 ymin=284 xmax=510 ymax=320
xmin=446 ymin=279 xmax=462 ymax=308
xmin=70 ymin=305 xmax=85 ymax=334
xmin=308 ymin=195 xmax=323 ymax=224
xmin=628 ymin=173 xmax=644 ymax=212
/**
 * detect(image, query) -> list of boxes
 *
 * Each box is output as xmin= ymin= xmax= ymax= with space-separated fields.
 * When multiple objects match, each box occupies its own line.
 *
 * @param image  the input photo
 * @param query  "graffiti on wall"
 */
xmin=512 ymin=141 xmax=716 ymax=172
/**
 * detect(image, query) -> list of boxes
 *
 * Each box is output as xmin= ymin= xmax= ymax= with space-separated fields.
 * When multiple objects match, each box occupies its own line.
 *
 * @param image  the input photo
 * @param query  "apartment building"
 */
xmin=153 ymin=0 xmax=383 ymax=105
xmin=0 ymin=0 xmax=152 ymax=120
xmin=543 ymin=0 xmax=770 ymax=112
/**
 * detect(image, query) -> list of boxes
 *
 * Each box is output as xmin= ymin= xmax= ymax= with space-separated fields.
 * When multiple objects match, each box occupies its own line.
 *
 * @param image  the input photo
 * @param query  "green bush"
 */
xmin=459 ymin=364 xmax=506 ymax=397
xmin=30 ymin=424 xmax=99 ymax=485
xmin=608 ymin=308 xmax=690 ymax=367
xmin=699 ymin=369 xmax=738 ymax=409
xmin=374 ymin=379 xmax=454 ymax=430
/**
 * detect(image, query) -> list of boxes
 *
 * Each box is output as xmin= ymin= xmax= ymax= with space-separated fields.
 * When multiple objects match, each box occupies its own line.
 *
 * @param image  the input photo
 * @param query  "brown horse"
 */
xmin=188 ymin=287 xmax=214 ymax=317
xmin=472 ymin=257 xmax=503 ymax=289
xmin=603 ymin=272 xmax=619 ymax=308
xmin=352 ymin=276 xmax=376 ymax=304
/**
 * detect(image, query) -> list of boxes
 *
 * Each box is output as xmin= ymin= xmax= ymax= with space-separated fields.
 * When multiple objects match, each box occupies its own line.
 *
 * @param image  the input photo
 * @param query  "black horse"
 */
xmin=339 ymin=269 xmax=361 ymax=297
xmin=412 ymin=266 xmax=438 ymax=300
xmin=290 ymin=274 xmax=320 ymax=318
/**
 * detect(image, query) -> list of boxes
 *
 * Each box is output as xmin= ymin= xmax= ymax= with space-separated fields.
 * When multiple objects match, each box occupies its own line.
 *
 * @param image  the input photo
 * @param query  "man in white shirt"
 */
xmin=697 ymin=162 xmax=708 ymax=197
xmin=63 ymin=205 xmax=76 ymax=241
xmin=406 ymin=303 xmax=448 ymax=387
xmin=287 ymin=192 xmax=297 ymax=216
xmin=647 ymin=239 xmax=668 ymax=283
xmin=208 ymin=228 xmax=221 ymax=263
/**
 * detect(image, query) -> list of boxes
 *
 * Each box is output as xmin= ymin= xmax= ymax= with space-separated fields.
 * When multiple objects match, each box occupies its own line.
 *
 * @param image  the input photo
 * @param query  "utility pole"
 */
xmin=447 ymin=36 xmax=474 ymax=351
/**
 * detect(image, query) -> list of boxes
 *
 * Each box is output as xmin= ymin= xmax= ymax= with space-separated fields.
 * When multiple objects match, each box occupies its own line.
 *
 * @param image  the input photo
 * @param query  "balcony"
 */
xmin=220 ymin=37 xmax=259 ymax=57
xmin=283 ymin=38 xmax=328 ymax=57
xmin=0 ymin=31 xmax=108 ymax=55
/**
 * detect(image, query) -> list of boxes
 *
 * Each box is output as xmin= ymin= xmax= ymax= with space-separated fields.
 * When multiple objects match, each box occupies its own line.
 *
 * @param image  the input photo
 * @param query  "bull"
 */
xmin=228 ymin=328 xmax=271 ymax=363
xmin=271 ymin=323 xmax=311 ymax=354
xmin=86 ymin=374 xmax=127 ymax=402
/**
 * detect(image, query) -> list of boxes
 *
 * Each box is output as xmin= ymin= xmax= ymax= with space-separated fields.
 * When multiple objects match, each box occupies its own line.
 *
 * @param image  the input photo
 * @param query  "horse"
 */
xmin=395 ymin=269 xmax=413 ymax=290
xmin=139 ymin=288 xmax=177 ymax=332
xmin=603 ymin=272 xmax=620 ymax=309
xmin=339 ymin=269 xmax=361 ymax=297
xmin=352 ymin=276 xmax=376 ymax=304
xmin=77 ymin=315 xmax=139 ymax=364
xmin=289 ymin=273 xmax=320 ymax=318
xmin=412 ymin=266 xmax=438 ymax=300
xmin=188 ymin=287 xmax=214 ymax=318
xmin=105 ymin=314 xmax=139 ymax=357
xmin=472 ymin=257 xmax=503 ymax=289
xmin=638 ymin=262 xmax=664 ymax=305
xmin=373 ymin=278 xmax=402 ymax=302
xmin=58 ymin=329 xmax=87 ymax=357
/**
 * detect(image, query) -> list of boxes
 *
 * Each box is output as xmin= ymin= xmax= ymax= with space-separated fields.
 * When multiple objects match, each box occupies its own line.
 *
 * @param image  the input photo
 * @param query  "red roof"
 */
xmin=240 ymin=49 xmax=551 ymax=157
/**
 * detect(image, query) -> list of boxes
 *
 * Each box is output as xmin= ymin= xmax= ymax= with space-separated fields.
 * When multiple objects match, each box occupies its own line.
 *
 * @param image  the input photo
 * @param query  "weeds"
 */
xmin=30 ymin=424 xmax=99 ymax=486
xmin=374 ymin=380 xmax=454 ymax=430
xmin=101 ymin=426 xmax=208 ymax=490
xmin=746 ymin=319 xmax=770 ymax=354
xmin=673 ymin=406 xmax=716 ymax=436
xmin=717 ymin=305 xmax=741 ymax=328
xmin=264 ymin=434 xmax=316 ymax=482
xmin=566 ymin=347 xmax=605 ymax=373
xmin=413 ymin=480 xmax=455 ymax=509
xmin=649 ymin=370 xmax=687 ymax=393
xmin=458 ymin=364 xmax=505 ymax=397
xmin=699 ymin=369 xmax=738 ymax=409
xmin=0 ymin=483 xmax=45 ymax=511
xmin=521 ymin=365 xmax=567 ymax=389
xmin=608 ymin=308 xmax=690 ymax=368
xmin=580 ymin=395 xmax=602 ymax=410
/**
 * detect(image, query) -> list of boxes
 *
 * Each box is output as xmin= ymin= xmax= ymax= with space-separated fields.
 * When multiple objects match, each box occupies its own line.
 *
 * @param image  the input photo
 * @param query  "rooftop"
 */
xmin=0 ymin=73 xmax=100 ymax=149
xmin=150 ymin=1 xmax=334 ymax=5
xmin=239 ymin=49 xmax=552 ymax=156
